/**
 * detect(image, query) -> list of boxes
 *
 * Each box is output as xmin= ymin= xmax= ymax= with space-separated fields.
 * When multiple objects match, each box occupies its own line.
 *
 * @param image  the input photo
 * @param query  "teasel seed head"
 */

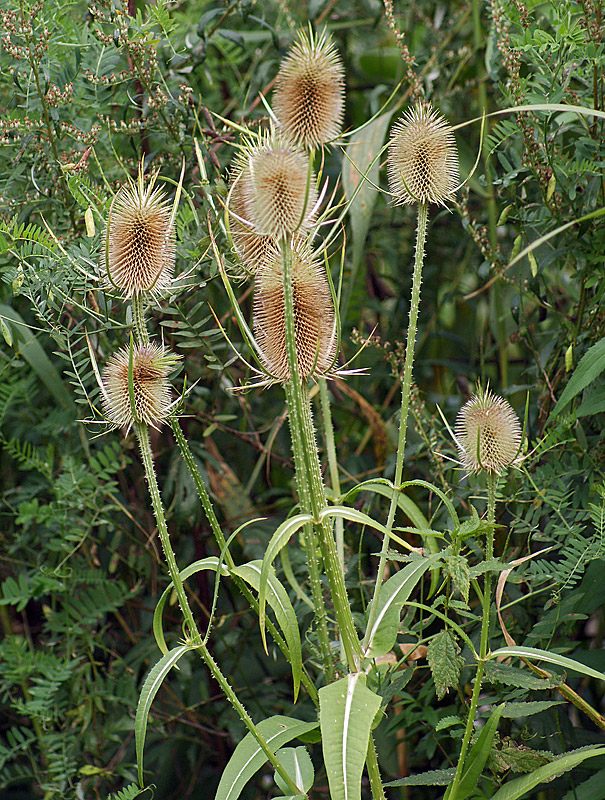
xmin=241 ymin=135 xmax=318 ymax=239
xmin=101 ymin=172 xmax=175 ymax=297
xmin=455 ymin=386 xmax=522 ymax=475
xmin=273 ymin=28 xmax=345 ymax=149
xmin=388 ymin=102 xmax=459 ymax=206
xmin=101 ymin=343 xmax=181 ymax=430
xmin=253 ymin=240 xmax=337 ymax=382
xmin=228 ymin=166 xmax=276 ymax=276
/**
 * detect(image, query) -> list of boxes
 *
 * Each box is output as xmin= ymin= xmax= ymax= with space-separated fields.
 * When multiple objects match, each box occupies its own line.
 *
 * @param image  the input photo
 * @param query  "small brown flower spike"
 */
xmin=273 ymin=28 xmax=345 ymax=149
xmin=388 ymin=102 xmax=459 ymax=206
xmin=253 ymin=240 xmax=336 ymax=382
xmin=241 ymin=135 xmax=318 ymax=239
xmin=455 ymin=387 xmax=522 ymax=475
xmin=102 ymin=343 xmax=180 ymax=430
xmin=102 ymin=171 xmax=175 ymax=297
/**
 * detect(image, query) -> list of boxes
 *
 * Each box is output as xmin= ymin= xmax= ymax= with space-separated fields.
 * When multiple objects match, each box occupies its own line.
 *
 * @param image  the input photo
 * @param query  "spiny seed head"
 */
xmin=253 ymin=240 xmax=336 ymax=382
xmin=101 ymin=173 xmax=175 ymax=297
xmin=455 ymin=387 xmax=522 ymax=475
xmin=241 ymin=135 xmax=318 ymax=239
xmin=101 ymin=343 xmax=180 ymax=430
xmin=228 ymin=167 xmax=276 ymax=276
xmin=273 ymin=28 xmax=345 ymax=149
xmin=388 ymin=102 xmax=459 ymax=206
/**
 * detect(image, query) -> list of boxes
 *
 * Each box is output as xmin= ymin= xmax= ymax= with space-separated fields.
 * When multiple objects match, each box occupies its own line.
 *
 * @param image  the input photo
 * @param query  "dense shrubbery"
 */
xmin=0 ymin=1 xmax=603 ymax=799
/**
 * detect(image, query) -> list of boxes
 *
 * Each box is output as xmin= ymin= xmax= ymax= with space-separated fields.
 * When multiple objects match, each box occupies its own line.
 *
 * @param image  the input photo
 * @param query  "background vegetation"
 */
xmin=0 ymin=0 xmax=603 ymax=798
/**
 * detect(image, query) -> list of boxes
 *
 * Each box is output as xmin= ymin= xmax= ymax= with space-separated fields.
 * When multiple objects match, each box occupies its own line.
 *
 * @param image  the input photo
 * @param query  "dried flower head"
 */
xmin=240 ymin=135 xmax=318 ymax=239
xmin=388 ymin=102 xmax=459 ymax=206
xmin=273 ymin=28 xmax=345 ymax=149
xmin=228 ymin=167 xmax=277 ymax=276
xmin=101 ymin=171 xmax=175 ymax=297
xmin=101 ymin=343 xmax=180 ymax=430
xmin=253 ymin=240 xmax=336 ymax=382
xmin=455 ymin=387 xmax=522 ymax=475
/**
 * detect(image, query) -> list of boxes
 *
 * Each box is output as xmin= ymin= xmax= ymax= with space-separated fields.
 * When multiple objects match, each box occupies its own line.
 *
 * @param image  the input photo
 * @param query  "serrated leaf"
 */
xmin=385 ymin=768 xmax=456 ymax=787
xmin=436 ymin=715 xmax=464 ymax=732
xmin=427 ymin=629 xmax=464 ymax=699
xmin=319 ymin=673 xmax=382 ymax=800
xmin=488 ymin=738 xmax=553 ymax=774
xmin=135 ymin=645 xmax=193 ymax=786
xmin=500 ymin=700 xmax=563 ymax=718
xmin=445 ymin=554 xmax=470 ymax=603
xmin=273 ymin=747 xmax=314 ymax=795
xmin=552 ymin=337 xmax=605 ymax=414
xmin=215 ymin=716 xmax=318 ymax=800
xmin=484 ymin=661 xmax=561 ymax=690
xmin=489 ymin=746 xmax=605 ymax=800
xmin=363 ymin=555 xmax=434 ymax=658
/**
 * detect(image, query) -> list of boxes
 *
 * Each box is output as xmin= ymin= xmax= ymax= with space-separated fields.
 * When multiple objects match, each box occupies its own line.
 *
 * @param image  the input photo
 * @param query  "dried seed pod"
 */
xmin=102 ymin=343 xmax=180 ymax=430
xmin=228 ymin=167 xmax=276 ymax=275
xmin=388 ymin=102 xmax=459 ymax=206
xmin=273 ymin=28 xmax=345 ymax=149
xmin=455 ymin=387 xmax=522 ymax=475
xmin=241 ymin=135 xmax=318 ymax=239
xmin=253 ymin=240 xmax=336 ymax=382
xmin=101 ymin=172 xmax=175 ymax=297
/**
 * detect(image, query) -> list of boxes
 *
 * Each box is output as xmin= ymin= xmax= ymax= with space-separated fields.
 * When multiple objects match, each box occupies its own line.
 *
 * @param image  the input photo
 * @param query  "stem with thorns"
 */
xmin=280 ymin=237 xmax=362 ymax=673
xmin=132 ymin=294 xmax=149 ymax=346
xmin=447 ymin=471 xmax=498 ymax=800
xmin=364 ymin=201 xmax=428 ymax=649
xmin=135 ymin=420 xmax=300 ymax=795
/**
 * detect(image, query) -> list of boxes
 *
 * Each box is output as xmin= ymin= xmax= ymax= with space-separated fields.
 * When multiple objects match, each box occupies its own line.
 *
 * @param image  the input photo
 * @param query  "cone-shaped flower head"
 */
xmin=273 ymin=28 xmax=345 ymax=149
xmin=102 ymin=343 xmax=181 ymax=430
xmin=240 ymin=135 xmax=318 ymax=239
xmin=455 ymin=387 xmax=522 ymax=475
xmin=253 ymin=240 xmax=336 ymax=382
xmin=228 ymin=167 xmax=277 ymax=276
xmin=102 ymin=171 xmax=175 ymax=297
xmin=388 ymin=102 xmax=459 ymax=206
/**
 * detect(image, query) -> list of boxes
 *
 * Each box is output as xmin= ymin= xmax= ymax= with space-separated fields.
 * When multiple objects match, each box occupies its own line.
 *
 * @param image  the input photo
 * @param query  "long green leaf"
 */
xmin=232 ymin=560 xmax=302 ymax=700
xmin=319 ymin=674 xmax=382 ymax=800
xmin=552 ymin=337 xmax=605 ymax=415
xmin=215 ymin=716 xmax=318 ymax=800
xmin=135 ymin=645 xmax=193 ymax=787
xmin=489 ymin=746 xmax=605 ymax=800
xmin=259 ymin=513 xmax=312 ymax=647
xmin=363 ymin=556 xmax=435 ymax=658
xmin=0 ymin=304 xmax=74 ymax=413
xmin=453 ymin=705 xmax=504 ymax=800
xmin=490 ymin=646 xmax=605 ymax=682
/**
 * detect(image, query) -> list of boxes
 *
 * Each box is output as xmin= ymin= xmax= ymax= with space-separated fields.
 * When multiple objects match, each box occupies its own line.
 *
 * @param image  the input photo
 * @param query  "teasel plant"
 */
xmin=363 ymin=101 xmax=460 ymax=646
xmin=92 ymin=162 xmax=309 ymax=796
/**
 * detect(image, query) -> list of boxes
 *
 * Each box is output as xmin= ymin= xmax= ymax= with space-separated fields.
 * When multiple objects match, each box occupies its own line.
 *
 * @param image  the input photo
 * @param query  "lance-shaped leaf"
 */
xmin=363 ymin=555 xmax=435 ymax=659
xmin=215 ymin=716 xmax=318 ymax=800
xmin=490 ymin=646 xmax=605 ymax=682
xmin=273 ymin=747 xmax=314 ymax=795
xmin=135 ymin=645 xmax=193 ymax=787
xmin=448 ymin=705 xmax=504 ymax=800
xmin=319 ymin=673 xmax=382 ymax=800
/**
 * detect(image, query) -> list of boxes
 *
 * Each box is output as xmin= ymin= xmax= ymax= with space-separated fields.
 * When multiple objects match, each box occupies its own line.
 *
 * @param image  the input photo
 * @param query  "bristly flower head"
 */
xmin=388 ymin=102 xmax=459 ymax=206
xmin=102 ymin=170 xmax=175 ymax=297
xmin=455 ymin=386 xmax=522 ymax=475
xmin=253 ymin=239 xmax=336 ymax=383
xmin=101 ymin=343 xmax=181 ymax=431
xmin=240 ymin=134 xmax=319 ymax=239
xmin=273 ymin=28 xmax=345 ymax=149
xmin=228 ymin=167 xmax=278 ymax=276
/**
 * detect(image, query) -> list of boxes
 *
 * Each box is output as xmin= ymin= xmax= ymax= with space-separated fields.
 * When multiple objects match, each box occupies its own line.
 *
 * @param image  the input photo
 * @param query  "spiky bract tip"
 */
xmin=388 ymin=102 xmax=459 ymax=206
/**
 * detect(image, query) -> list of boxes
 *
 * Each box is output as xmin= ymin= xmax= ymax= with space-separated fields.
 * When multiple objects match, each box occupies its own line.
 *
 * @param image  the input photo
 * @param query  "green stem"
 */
xmin=132 ymin=293 xmax=149 ymax=346
xmin=366 ymin=734 xmax=387 ymax=800
xmin=448 ymin=472 xmax=498 ymax=800
xmin=135 ymin=421 xmax=300 ymax=794
xmin=319 ymin=378 xmax=344 ymax=574
xmin=280 ymin=238 xmax=362 ymax=672
xmin=170 ymin=416 xmax=319 ymax=704
xmin=364 ymin=201 xmax=428 ymax=650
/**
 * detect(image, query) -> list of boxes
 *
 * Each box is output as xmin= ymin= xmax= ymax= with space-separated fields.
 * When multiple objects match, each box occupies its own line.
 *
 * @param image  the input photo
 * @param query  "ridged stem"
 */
xmin=170 ymin=416 xmax=318 ymax=704
xmin=135 ymin=420 xmax=300 ymax=794
xmin=319 ymin=378 xmax=345 ymax=575
xmin=447 ymin=471 xmax=498 ymax=800
xmin=364 ymin=201 xmax=428 ymax=650
xmin=280 ymin=237 xmax=362 ymax=672
xmin=132 ymin=293 xmax=149 ymax=346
